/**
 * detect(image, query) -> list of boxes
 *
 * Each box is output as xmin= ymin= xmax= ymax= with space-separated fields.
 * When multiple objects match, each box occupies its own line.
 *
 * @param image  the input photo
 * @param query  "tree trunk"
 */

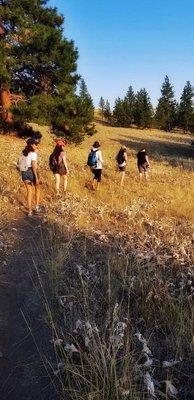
xmin=0 ymin=84 xmax=13 ymax=123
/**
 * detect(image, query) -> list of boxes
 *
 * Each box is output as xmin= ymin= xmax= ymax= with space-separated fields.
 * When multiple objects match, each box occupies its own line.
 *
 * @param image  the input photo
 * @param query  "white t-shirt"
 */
xmin=93 ymin=149 xmax=103 ymax=169
xmin=26 ymin=151 xmax=37 ymax=168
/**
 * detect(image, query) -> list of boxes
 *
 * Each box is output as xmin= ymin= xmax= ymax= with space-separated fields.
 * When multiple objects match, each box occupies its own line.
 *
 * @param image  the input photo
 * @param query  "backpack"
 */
xmin=49 ymin=153 xmax=58 ymax=172
xmin=17 ymin=155 xmax=28 ymax=172
xmin=116 ymin=150 xmax=125 ymax=165
xmin=87 ymin=150 xmax=98 ymax=167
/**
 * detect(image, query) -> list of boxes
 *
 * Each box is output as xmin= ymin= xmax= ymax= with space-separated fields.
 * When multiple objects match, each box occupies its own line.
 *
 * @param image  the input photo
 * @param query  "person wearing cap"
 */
xmin=50 ymin=138 xmax=69 ymax=196
xmin=26 ymin=131 xmax=42 ymax=146
xmin=21 ymin=138 xmax=41 ymax=216
xmin=88 ymin=141 xmax=104 ymax=190
xmin=116 ymin=146 xmax=128 ymax=186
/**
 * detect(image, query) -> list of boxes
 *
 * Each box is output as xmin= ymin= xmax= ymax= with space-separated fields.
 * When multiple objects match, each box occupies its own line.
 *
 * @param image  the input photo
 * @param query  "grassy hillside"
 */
xmin=0 ymin=123 xmax=194 ymax=399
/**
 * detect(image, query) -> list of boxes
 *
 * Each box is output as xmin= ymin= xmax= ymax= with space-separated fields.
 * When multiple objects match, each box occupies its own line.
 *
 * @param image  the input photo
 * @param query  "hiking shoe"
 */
xmin=34 ymin=205 xmax=42 ymax=213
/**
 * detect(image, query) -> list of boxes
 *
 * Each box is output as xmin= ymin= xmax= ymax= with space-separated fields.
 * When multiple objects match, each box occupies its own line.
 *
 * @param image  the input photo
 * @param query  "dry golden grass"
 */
xmin=0 ymin=122 xmax=193 ymax=264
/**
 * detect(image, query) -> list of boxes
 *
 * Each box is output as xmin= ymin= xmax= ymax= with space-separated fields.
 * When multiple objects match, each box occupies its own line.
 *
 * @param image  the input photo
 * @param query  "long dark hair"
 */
xmin=23 ymin=144 xmax=35 ymax=157
xmin=117 ymin=147 xmax=126 ymax=157
xmin=53 ymin=145 xmax=63 ymax=162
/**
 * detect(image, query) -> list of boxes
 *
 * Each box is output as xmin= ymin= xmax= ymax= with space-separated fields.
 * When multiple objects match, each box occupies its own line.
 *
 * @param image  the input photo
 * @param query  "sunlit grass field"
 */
xmin=0 ymin=121 xmax=193 ymax=261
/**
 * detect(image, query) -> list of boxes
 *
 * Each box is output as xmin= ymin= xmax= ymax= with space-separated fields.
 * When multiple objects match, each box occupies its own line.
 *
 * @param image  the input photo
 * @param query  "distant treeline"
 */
xmin=99 ymin=76 xmax=194 ymax=133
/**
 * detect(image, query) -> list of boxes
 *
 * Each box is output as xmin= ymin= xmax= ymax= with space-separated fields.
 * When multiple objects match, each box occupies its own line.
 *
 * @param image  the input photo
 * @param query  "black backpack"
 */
xmin=49 ymin=153 xmax=58 ymax=172
xmin=116 ymin=150 xmax=125 ymax=165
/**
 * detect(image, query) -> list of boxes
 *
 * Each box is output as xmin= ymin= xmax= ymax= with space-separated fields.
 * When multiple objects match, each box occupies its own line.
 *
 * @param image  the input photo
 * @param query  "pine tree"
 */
xmin=0 ymin=0 xmax=93 ymax=141
xmin=99 ymin=96 xmax=105 ymax=118
xmin=123 ymin=85 xmax=135 ymax=126
xmin=113 ymin=97 xmax=126 ymax=126
xmin=75 ymin=78 xmax=94 ymax=135
xmin=155 ymin=76 xmax=176 ymax=131
xmin=133 ymin=89 xmax=153 ymax=128
xmin=103 ymin=99 xmax=112 ymax=122
xmin=178 ymin=81 xmax=194 ymax=133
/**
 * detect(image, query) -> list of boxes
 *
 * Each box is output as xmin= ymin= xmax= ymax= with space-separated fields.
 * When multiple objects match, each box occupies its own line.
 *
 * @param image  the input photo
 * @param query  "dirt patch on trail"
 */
xmin=0 ymin=214 xmax=58 ymax=400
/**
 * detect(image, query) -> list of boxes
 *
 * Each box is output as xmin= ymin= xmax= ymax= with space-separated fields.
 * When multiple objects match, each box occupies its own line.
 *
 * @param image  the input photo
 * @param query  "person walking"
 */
xmin=49 ymin=139 xmax=69 ymax=196
xmin=136 ymin=147 xmax=150 ymax=180
xmin=87 ymin=141 xmax=103 ymax=191
xmin=18 ymin=138 xmax=41 ymax=216
xmin=116 ymin=146 xmax=128 ymax=186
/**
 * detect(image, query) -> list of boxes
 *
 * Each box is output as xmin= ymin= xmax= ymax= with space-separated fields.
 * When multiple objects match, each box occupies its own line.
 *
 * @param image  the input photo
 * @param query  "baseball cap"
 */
xmin=26 ymin=137 xmax=38 ymax=146
xmin=55 ymin=138 xmax=66 ymax=147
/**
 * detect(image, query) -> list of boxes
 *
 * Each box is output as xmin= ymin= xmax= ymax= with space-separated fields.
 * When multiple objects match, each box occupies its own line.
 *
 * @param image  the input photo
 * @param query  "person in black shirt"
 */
xmin=136 ymin=148 xmax=150 ymax=180
xmin=116 ymin=146 xmax=128 ymax=186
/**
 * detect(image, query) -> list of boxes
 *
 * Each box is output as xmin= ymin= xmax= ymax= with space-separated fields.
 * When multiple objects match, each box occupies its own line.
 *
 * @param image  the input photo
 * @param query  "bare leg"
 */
xmin=139 ymin=172 xmax=143 ymax=181
xmin=96 ymin=181 xmax=99 ymax=191
xmin=145 ymin=171 xmax=149 ymax=181
xmin=120 ymin=171 xmax=125 ymax=186
xmin=92 ymin=178 xmax=98 ymax=190
xmin=25 ymin=183 xmax=32 ymax=213
xmin=63 ymin=175 xmax=68 ymax=193
xmin=92 ymin=179 xmax=96 ymax=190
xmin=55 ymin=173 xmax=60 ymax=195
xmin=35 ymin=184 xmax=40 ymax=207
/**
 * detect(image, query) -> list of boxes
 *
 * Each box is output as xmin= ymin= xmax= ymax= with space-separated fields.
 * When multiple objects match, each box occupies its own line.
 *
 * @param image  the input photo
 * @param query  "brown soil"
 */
xmin=0 ymin=213 xmax=58 ymax=400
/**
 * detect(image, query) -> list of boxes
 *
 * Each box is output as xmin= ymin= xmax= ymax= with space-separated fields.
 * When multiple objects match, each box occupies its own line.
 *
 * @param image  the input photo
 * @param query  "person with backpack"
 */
xmin=87 ymin=141 xmax=103 ymax=190
xmin=17 ymin=138 xmax=41 ymax=216
xmin=49 ymin=139 xmax=69 ymax=196
xmin=116 ymin=146 xmax=128 ymax=186
xmin=136 ymin=147 xmax=150 ymax=180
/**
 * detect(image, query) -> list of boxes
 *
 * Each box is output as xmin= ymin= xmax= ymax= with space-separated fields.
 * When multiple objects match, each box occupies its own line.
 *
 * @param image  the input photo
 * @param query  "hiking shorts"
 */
xmin=53 ymin=164 xmax=67 ymax=176
xmin=138 ymin=162 xmax=149 ymax=173
xmin=92 ymin=169 xmax=102 ymax=182
xmin=22 ymin=168 xmax=36 ymax=184
xmin=119 ymin=165 xmax=126 ymax=172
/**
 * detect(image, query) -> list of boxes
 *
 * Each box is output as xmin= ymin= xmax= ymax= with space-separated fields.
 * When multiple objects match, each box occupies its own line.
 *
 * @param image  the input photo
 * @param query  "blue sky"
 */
xmin=49 ymin=0 xmax=194 ymax=107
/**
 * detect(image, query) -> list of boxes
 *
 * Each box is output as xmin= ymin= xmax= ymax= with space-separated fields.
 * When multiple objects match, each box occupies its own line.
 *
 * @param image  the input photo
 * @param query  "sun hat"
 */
xmin=93 ymin=141 xmax=100 ymax=149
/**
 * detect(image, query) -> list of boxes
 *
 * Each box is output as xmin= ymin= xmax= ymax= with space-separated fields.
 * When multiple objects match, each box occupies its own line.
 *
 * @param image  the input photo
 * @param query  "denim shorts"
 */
xmin=22 ymin=168 xmax=36 ymax=184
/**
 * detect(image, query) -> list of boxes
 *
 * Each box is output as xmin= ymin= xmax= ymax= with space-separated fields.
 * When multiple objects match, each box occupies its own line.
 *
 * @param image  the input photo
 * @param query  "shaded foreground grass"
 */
xmin=38 ymin=210 xmax=193 ymax=400
xmin=0 ymin=122 xmax=194 ymax=399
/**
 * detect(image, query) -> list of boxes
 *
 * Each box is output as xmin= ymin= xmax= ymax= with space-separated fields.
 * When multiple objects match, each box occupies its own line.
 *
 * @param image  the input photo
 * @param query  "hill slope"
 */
xmin=0 ymin=123 xmax=194 ymax=399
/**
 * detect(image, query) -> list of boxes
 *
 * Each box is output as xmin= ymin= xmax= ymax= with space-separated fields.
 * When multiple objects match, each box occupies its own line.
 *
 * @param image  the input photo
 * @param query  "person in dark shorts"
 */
xmin=87 ymin=141 xmax=104 ymax=190
xmin=19 ymin=138 xmax=41 ymax=216
xmin=116 ymin=146 xmax=128 ymax=186
xmin=50 ymin=139 xmax=69 ymax=196
xmin=137 ymin=148 xmax=150 ymax=180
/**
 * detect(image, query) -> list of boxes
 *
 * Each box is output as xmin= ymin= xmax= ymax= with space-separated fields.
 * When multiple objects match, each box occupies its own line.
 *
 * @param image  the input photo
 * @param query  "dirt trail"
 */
xmin=0 ymin=213 xmax=58 ymax=400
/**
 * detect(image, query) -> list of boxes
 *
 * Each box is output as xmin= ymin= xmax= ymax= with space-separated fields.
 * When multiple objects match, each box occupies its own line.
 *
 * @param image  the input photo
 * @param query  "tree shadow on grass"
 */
xmin=0 ymin=202 xmax=193 ymax=399
xmin=111 ymin=135 xmax=194 ymax=170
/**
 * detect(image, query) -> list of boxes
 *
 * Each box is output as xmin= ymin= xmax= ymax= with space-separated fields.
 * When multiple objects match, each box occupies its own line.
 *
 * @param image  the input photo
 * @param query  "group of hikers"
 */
xmin=17 ymin=133 xmax=150 ymax=216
